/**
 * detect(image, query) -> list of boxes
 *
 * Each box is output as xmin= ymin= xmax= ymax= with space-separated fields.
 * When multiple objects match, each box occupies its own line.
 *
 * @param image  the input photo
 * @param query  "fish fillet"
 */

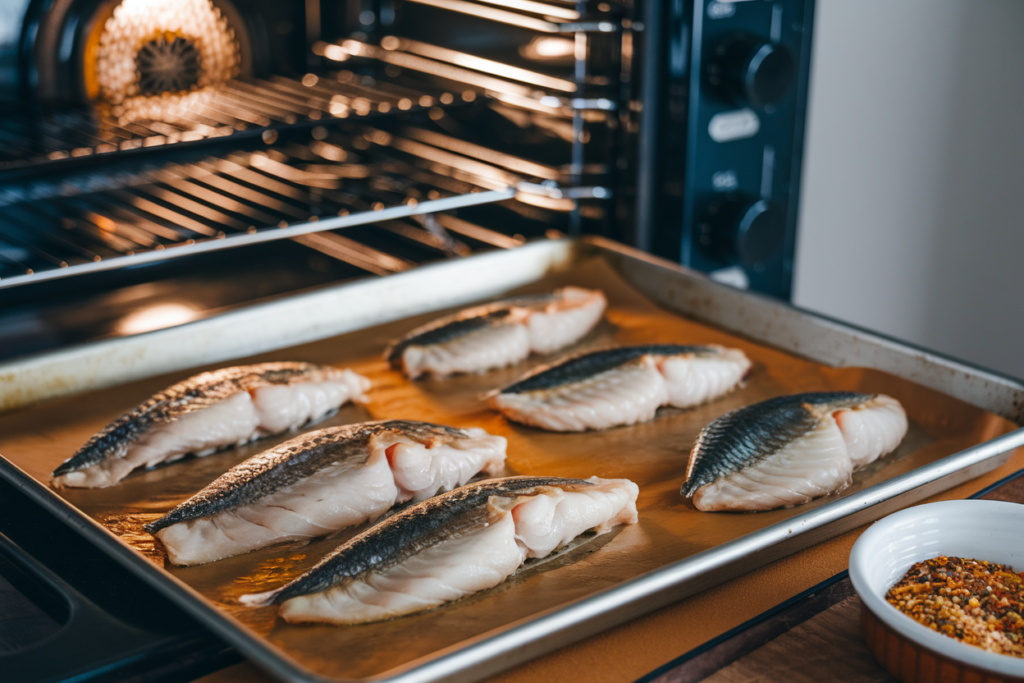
xmin=51 ymin=363 xmax=370 ymax=489
xmin=147 ymin=421 xmax=507 ymax=565
xmin=682 ymin=392 xmax=908 ymax=511
xmin=386 ymin=287 xmax=606 ymax=379
xmin=490 ymin=344 xmax=751 ymax=432
xmin=240 ymin=476 xmax=639 ymax=624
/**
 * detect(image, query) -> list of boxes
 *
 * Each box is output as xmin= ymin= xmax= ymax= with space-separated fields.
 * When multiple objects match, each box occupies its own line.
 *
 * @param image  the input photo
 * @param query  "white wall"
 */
xmin=793 ymin=0 xmax=1024 ymax=379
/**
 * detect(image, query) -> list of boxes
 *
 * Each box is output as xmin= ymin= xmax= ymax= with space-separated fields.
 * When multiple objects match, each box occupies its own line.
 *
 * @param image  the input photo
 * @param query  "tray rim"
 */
xmin=3 ymin=237 xmax=1024 ymax=683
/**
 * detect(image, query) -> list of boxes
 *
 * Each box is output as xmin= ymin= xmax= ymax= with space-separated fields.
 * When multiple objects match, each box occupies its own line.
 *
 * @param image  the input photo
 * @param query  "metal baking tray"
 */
xmin=2 ymin=237 xmax=1023 ymax=683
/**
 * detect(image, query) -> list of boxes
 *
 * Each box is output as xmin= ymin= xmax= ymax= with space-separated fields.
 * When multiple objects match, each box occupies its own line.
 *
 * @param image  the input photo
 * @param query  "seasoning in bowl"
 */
xmin=885 ymin=556 xmax=1024 ymax=658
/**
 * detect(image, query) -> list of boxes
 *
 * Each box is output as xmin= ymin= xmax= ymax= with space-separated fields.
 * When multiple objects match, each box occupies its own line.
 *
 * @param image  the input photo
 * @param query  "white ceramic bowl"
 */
xmin=849 ymin=500 xmax=1024 ymax=682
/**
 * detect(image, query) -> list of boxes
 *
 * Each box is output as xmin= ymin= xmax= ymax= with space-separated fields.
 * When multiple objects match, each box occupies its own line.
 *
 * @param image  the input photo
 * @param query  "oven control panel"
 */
xmin=688 ymin=0 xmax=813 ymax=299
xmin=642 ymin=0 xmax=814 ymax=300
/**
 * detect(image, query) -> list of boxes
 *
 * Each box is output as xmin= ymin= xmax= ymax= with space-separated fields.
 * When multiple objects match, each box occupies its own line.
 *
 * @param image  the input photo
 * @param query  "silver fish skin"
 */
xmin=146 ymin=420 xmax=507 ymax=565
xmin=52 ymin=362 xmax=370 ymax=489
xmin=682 ymin=391 xmax=908 ymax=512
xmin=240 ymin=475 xmax=639 ymax=624
xmin=385 ymin=286 xmax=606 ymax=379
xmin=490 ymin=344 xmax=751 ymax=432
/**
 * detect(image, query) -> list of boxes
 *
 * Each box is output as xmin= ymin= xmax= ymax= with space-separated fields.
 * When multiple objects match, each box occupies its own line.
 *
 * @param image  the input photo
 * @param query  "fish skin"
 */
xmin=681 ymin=391 xmax=871 ymax=497
xmin=52 ymin=362 xmax=363 ymax=481
xmin=680 ymin=392 xmax=908 ymax=511
xmin=385 ymin=296 xmax=556 ymax=368
xmin=385 ymin=288 xmax=606 ymax=379
xmin=246 ymin=476 xmax=593 ymax=606
xmin=490 ymin=344 xmax=751 ymax=432
xmin=145 ymin=421 xmax=464 ymax=534
xmin=499 ymin=345 xmax=723 ymax=394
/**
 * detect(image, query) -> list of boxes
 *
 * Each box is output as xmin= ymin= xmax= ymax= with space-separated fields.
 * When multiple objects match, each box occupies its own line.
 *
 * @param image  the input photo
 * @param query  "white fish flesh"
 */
xmin=51 ymin=362 xmax=370 ymax=489
xmin=490 ymin=344 xmax=751 ymax=432
xmin=240 ymin=476 xmax=639 ymax=624
xmin=682 ymin=392 xmax=908 ymax=511
xmin=386 ymin=287 xmax=606 ymax=379
xmin=147 ymin=421 xmax=507 ymax=565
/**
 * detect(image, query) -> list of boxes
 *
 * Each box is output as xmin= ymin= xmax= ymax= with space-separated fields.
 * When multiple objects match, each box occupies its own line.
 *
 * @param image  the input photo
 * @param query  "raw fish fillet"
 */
xmin=240 ymin=475 xmax=639 ymax=624
xmin=386 ymin=287 xmax=606 ymax=379
xmin=146 ymin=421 xmax=507 ymax=565
xmin=51 ymin=362 xmax=370 ymax=489
xmin=681 ymin=392 xmax=908 ymax=511
xmin=490 ymin=344 xmax=751 ymax=432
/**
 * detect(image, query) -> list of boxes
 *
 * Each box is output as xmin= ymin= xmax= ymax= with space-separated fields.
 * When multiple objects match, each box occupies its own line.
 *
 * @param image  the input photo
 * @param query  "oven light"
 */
xmin=94 ymin=0 xmax=239 ymax=103
xmin=117 ymin=303 xmax=200 ymax=335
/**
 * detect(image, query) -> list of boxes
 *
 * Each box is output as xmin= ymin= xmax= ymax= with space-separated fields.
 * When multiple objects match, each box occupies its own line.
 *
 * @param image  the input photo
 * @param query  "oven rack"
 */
xmin=0 ymin=22 xmax=620 ymax=179
xmin=313 ymin=37 xmax=617 ymax=112
xmin=0 ymin=119 xmax=609 ymax=290
xmin=0 ymin=71 xmax=460 ymax=176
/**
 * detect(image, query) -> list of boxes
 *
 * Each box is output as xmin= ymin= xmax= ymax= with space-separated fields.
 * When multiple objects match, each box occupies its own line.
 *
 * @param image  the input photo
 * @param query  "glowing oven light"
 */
xmin=95 ymin=0 xmax=239 ymax=105
xmin=117 ymin=303 xmax=201 ymax=335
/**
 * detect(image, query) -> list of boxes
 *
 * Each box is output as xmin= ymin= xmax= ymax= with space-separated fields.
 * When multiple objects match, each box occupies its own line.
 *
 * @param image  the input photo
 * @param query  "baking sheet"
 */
xmin=0 ymin=256 xmax=1017 ymax=682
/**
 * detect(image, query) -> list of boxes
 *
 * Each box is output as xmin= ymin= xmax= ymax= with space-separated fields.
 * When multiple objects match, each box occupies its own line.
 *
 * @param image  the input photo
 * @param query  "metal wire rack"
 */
xmin=0 ymin=71 xmax=461 ymax=174
xmin=0 ymin=117 xmax=607 ymax=289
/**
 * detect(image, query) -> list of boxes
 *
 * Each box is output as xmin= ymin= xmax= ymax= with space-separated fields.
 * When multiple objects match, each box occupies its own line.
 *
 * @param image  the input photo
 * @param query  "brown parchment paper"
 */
xmin=0 ymin=257 xmax=1017 ymax=682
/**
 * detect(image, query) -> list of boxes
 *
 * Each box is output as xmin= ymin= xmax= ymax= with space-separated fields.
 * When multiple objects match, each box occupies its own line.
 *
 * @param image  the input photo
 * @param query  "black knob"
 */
xmin=703 ymin=198 xmax=786 ymax=267
xmin=709 ymin=36 xmax=795 ymax=109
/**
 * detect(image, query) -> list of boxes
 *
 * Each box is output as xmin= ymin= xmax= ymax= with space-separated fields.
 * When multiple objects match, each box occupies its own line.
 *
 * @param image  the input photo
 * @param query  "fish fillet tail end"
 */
xmin=239 ymin=588 xmax=283 ymax=608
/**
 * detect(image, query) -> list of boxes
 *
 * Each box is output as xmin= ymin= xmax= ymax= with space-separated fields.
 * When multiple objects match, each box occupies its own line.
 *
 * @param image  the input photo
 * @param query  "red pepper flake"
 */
xmin=886 ymin=556 xmax=1024 ymax=658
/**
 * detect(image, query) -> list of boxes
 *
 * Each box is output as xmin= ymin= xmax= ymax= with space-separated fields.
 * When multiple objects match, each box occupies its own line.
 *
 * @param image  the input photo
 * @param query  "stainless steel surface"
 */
xmin=1 ymin=238 xmax=1021 ymax=683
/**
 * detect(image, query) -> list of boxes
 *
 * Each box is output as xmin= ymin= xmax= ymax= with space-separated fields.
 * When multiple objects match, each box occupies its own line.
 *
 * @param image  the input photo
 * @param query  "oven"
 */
xmin=0 ymin=0 xmax=814 ymax=359
xmin=0 ymin=1 xmax=816 ymax=680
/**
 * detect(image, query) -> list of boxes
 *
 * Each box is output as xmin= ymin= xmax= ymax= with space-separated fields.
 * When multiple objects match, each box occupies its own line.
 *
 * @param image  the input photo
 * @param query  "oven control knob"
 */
xmin=709 ymin=36 xmax=795 ymax=108
xmin=703 ymin=198 xmax=786 ymax=267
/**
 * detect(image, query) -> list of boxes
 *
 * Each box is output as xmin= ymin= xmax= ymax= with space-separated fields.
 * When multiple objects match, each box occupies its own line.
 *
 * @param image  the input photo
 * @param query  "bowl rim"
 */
xmin=849 ymin=499 xmax=1024 ymax=678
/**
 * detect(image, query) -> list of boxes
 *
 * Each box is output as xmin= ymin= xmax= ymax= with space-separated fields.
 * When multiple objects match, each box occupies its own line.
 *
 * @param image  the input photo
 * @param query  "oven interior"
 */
xmin=0 ymin=0 xmax=813 ymax=362
xmin=1 ymin=0 xmax=632 ymax=358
